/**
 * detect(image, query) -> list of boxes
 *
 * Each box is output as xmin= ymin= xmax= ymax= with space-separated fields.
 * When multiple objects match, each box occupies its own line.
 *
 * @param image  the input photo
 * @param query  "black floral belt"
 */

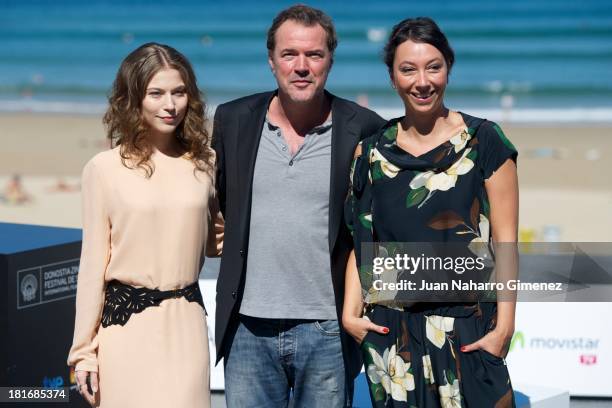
xmin=101 ymin=279 xmax=205 ymax=327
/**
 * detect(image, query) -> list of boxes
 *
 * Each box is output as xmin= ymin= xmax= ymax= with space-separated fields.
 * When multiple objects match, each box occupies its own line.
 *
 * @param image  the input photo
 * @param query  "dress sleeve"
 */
xmin=344 ymin=139 xmax=375 ymax=263
xmin=344 ymin=141 xmax=367 ymax=236
xmin=67 ymin=160 xmax=111 ymax=372
xmin=479 ymin=121 xmax=518 ymax=180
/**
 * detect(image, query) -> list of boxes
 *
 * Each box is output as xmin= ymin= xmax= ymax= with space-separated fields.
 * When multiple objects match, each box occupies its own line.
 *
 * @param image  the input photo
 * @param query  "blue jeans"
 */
xmin=224 ymin=314 xmax=352 ymax=408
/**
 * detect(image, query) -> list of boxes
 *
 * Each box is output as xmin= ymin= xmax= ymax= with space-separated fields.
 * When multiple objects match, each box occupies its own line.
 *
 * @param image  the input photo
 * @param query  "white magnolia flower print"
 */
xmin=423 ymin=354 xmax=435 ymax=384
xmin=425 ymin=171 xmax=457 ymax=192
xmin=367 ymin=345 xmax=415 ymax=402
xmin=409 ymin=170 xmax=433 ymax=190
xmin=468 ymin=214 xmax=495 ymax=267
xmin=370 ymin=147 xmax=401 ymax=178
xmin=449 ymin=129 xmax=471 ymax=153
xmin=425 ymin=315 xmax=455 ymax=349
xmin=477 ymin=214 xmax=490 ymax=242
xmin=446 ymin=147 xmax=475 ymax=176
xmin=439 ymin=376 xmax=462 ymax=408
xmin=364 ymin=284 xmax=405 ymax=309
xmin=366 ymin=259 xmax=400 ymax=305
xmin=408 ymin=148 xmax=475 ymax=208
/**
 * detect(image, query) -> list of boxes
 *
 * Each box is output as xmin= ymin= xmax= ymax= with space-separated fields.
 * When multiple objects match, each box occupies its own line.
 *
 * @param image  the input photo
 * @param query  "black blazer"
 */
xmin=211 ymin=90 xmax=385 ymax=378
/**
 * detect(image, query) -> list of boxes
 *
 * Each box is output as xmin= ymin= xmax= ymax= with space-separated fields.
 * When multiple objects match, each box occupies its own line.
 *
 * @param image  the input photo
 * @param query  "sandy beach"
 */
xmin=1 ymin=113 xmax=611 ymax=241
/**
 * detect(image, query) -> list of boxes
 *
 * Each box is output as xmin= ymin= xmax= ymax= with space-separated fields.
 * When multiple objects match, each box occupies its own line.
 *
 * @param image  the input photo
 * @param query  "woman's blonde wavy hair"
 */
xmin=103 ymin=42 xmax=213 ymax=177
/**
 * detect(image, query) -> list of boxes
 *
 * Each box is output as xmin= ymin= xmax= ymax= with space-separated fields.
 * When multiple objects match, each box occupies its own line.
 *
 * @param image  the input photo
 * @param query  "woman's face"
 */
xmin=390 ymin=40 xmax=448 ymax=116
xmin=141 ymin=68 xmax=188 ymax=138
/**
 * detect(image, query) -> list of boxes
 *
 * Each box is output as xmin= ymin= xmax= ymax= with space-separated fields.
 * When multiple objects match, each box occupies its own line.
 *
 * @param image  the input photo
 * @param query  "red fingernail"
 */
xmin=460 ymin=346 xmax=467 ymax=352
xmin=382 ymin=327 xmax=389 ymax=334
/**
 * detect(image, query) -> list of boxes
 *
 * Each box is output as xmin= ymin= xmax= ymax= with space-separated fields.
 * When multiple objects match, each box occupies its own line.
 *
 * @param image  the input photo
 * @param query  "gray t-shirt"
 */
xmin=239 ymin=117 xmax=337 ymax=319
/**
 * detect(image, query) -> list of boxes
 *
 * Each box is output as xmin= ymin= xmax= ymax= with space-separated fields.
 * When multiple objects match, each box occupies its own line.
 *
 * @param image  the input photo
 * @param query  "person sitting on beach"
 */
xmin=47 ymin=178 xmax=80 ymax=193
xmin=2 ymin=174 xmax=32 ymax=205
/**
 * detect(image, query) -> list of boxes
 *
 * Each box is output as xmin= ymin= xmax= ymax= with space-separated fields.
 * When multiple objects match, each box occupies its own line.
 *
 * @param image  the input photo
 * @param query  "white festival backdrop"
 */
xmin=507 ymin=302 xmax=611 ymax=397
xmin=199 ymin=278 xmax=225 ymax=390
xmin=200 ymin=274 xmax=612 ymax=396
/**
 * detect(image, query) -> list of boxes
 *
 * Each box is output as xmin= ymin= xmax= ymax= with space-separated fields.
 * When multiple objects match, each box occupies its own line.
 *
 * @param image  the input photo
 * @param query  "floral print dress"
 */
xmin=345 ymin=112 xmax=517 ymax=408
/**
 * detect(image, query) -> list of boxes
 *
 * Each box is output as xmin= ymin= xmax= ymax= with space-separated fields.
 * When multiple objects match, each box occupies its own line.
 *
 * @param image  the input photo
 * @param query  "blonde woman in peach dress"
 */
xmin=67 ymin=42 xmax=222 ymax=407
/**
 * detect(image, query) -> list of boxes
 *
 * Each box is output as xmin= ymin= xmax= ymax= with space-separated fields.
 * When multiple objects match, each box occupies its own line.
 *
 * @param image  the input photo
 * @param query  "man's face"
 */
xmin=268 ymin=20 xmax=332 ymax=104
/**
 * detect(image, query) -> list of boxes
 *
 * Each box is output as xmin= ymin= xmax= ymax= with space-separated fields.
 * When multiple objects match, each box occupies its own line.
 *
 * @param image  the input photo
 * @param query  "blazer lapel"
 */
xmin=236 ymin=92 xmax=274 ymax=242
xmin=329 ymin=95 xmax=358 ymax=252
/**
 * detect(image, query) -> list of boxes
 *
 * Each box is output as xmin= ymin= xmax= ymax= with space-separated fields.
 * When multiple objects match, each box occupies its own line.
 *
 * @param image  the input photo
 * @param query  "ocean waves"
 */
xmin=2 ymin=0 xmax=611 ymax=110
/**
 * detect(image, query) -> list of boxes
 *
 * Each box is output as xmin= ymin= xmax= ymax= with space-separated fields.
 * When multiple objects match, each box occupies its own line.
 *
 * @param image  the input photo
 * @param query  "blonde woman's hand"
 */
xmin=75 ymin=370 xmax=98 ymax=406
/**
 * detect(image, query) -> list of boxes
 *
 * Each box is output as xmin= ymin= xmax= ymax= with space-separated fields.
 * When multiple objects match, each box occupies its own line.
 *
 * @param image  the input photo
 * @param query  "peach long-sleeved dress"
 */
xmin=67 ymin=147 xmax=219 ymax=408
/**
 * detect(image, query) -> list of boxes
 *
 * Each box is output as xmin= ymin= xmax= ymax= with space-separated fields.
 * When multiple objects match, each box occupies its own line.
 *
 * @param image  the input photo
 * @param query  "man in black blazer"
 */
xmin=212 ymin=5 xmax=385 ymax=407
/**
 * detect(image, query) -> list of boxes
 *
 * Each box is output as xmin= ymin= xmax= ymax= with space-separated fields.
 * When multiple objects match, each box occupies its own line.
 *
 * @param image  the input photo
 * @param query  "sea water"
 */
xmin=2 ymin=0 xmax=611 ymax=121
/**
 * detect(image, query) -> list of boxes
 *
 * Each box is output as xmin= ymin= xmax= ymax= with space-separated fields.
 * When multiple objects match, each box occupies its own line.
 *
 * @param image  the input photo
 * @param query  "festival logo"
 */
xmin=21 ymin=274 xmax=38 ymax=301
xmin=18 ymin=271 xmax=40 ymax=308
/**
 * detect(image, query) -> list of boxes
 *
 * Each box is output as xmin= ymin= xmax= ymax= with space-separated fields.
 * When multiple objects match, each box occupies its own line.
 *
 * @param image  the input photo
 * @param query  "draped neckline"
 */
xmin=375 ymin=111 xmax=476 ymax=172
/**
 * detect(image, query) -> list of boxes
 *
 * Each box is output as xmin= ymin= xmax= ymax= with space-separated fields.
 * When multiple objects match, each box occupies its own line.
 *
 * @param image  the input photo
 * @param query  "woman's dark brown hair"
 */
xmin=383 ymin=17 xmax=455 ymax=75
xmin=103 ymin=42 xmax=213 ymax=177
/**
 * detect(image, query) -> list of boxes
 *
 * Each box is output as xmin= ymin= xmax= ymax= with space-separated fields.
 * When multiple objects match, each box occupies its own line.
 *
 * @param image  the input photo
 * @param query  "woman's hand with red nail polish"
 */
xmin=460 ymin=327 xmax=513 ymax=358
xmin=342 ymin=315 xmax=390 ymax=345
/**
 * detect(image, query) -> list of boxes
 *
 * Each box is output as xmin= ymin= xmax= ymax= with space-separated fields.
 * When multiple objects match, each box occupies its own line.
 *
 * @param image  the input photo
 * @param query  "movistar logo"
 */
xmin=508 ymin=331 xmax=599 ymax=352
xmin=509 ymin=331 xmax=525 ymax=352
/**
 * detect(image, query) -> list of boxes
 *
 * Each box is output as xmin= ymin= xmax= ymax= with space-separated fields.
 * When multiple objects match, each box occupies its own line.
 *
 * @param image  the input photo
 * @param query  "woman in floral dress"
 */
xmin=343 ymin=18 xmax=518 ymax=407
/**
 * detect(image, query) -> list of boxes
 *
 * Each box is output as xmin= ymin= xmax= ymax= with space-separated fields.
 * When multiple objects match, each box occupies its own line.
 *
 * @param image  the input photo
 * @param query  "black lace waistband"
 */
xmin=101 ymin=280 xmax=205 ymax=328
